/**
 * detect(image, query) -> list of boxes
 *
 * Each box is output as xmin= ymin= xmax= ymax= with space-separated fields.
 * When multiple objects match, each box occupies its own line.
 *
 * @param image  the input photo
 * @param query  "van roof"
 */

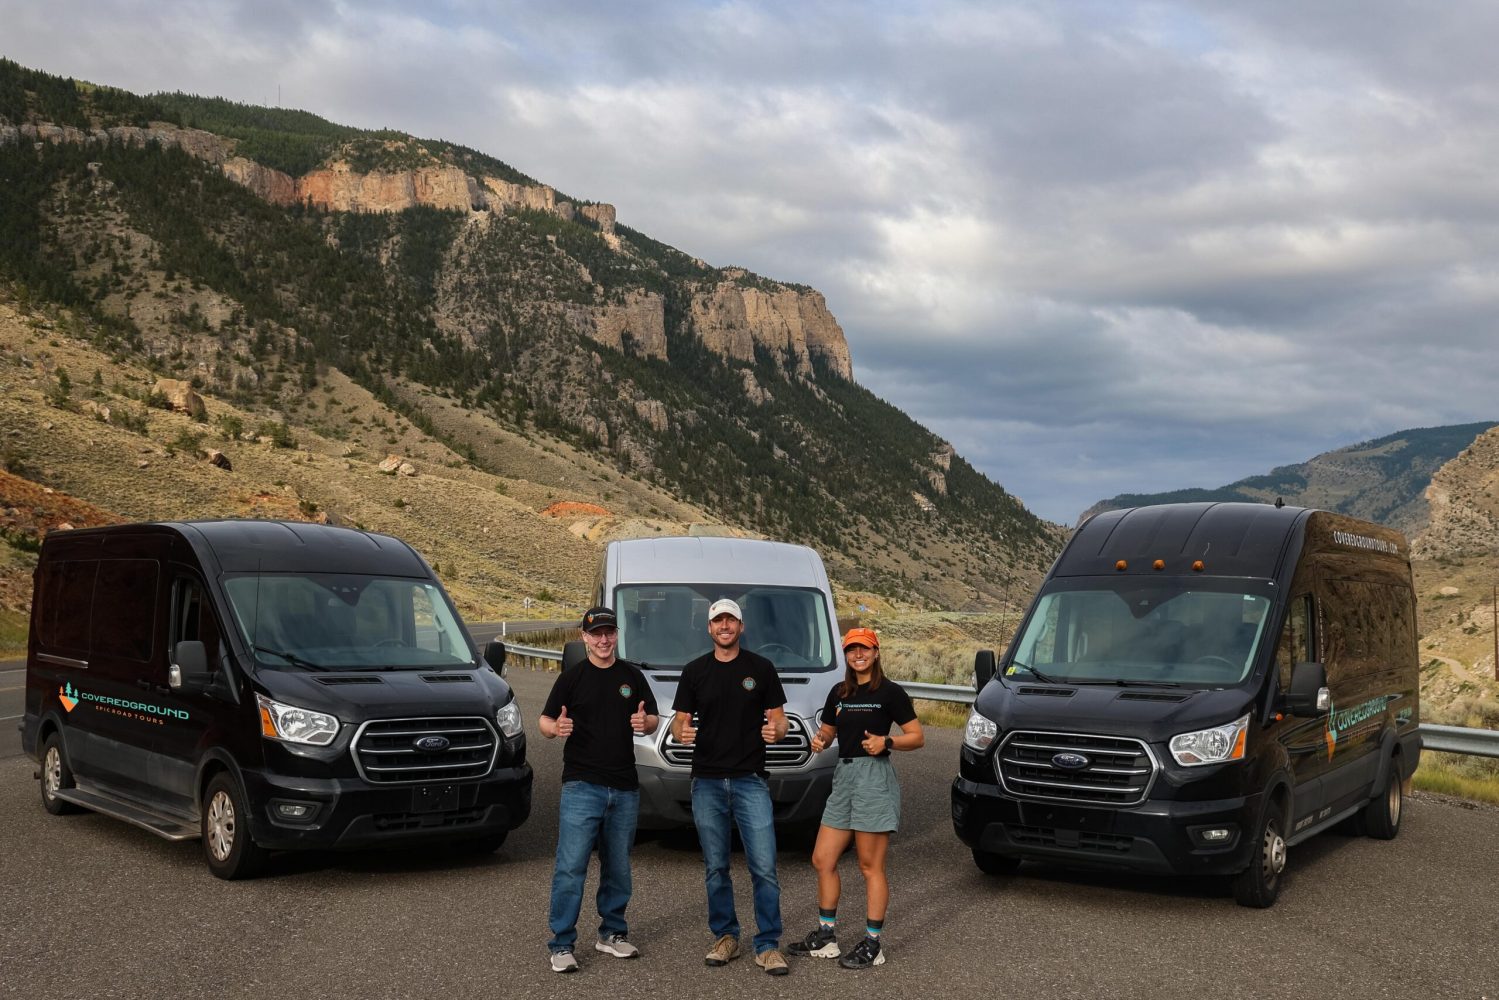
xmin=176 ymin=520 xmax=428 ymax=576
xmin=1060 ymin=502 xmax=1307 ymax=579
xmin=1060 ymin=502 xmax=1409 ymax=580
xmin=610 ymin=536 xmax=825 ymax=587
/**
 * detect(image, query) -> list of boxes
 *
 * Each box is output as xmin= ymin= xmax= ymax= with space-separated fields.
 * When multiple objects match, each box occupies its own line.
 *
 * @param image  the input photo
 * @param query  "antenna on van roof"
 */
xmin=1274 ymin=497 xmax=1284 ymax=509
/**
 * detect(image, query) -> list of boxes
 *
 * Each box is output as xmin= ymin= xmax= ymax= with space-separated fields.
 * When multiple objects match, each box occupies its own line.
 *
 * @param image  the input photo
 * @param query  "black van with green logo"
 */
xmin=951 ymin=502 xmax=1420 ymax=906
xmin=23 ymin=520 xmax=531 ymax=879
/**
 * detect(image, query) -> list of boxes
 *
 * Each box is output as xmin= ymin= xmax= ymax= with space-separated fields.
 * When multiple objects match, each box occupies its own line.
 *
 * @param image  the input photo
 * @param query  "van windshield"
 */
xmin=614 ymin=584 xmax=835 ymax=672
xmin=1008 ymin=579 xmax=1273 ymax=687
xmin=223 ymin=573 xmax=476 ymax=671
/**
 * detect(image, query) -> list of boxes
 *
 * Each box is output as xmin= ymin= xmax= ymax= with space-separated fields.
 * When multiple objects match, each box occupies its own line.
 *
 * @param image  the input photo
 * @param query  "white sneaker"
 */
xmin=595 ymin=934 xmax=640 ymax=959
xmin=550 ymin=950 xmax=579 ymax=973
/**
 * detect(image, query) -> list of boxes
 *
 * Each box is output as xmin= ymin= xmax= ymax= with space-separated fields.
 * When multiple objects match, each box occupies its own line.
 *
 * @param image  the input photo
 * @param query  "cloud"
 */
xmin=6 ymin=0 xmax=1499 ymax=523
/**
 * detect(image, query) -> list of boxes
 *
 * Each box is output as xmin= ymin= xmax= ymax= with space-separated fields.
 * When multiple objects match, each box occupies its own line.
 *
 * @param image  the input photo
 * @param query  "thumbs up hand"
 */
xmin=631 ymin=701 xmax=648 ymax=734
xmin=677 ymin=714 xmax=697 ymax=745
xmin=862 ymin=730 xmax=887 ymax=755
xmin=555 ymin=706 xmax=573 ymax=738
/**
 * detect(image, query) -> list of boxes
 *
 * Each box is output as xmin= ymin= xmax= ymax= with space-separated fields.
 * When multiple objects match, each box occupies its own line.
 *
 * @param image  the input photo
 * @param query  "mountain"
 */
xmin=0 ymin=59 xmax=1062 ymax=614
xmin=1082 ymin=422 xmax=1497 ymax=535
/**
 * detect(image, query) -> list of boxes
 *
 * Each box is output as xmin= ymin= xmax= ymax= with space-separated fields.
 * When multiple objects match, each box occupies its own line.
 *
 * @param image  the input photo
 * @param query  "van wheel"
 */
xmin=40 ymin=733 xmax=82 ymax=815
xmin=1361 ymin=760 xmax=1402 ymax=840
xmin=972 ymin=848 xmax=1021 ymax=876
xmin=202 ymin=773 xmax=270 ymax=880
xmin=1232 ymin=800 xmax=1286 ymax=908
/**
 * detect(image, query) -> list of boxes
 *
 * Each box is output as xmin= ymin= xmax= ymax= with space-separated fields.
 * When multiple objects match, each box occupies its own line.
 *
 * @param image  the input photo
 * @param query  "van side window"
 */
xmin=172 ymin=577 xmax=222 ymax=664
xmin=1275 ymin=594 xmax=1313 ymax=688
xmin=38 ymin=559 xmax=98 ymax=654
xmin=91 ymin=559 xmax=159 ymax=662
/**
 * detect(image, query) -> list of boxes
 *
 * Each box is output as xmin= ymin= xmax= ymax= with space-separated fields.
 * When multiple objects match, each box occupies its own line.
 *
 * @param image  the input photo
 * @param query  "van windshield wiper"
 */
xmin=1011 ymin=660 xmax=1064 ymax=685
xmin=253 ymin=645 xmax=330 ymax=671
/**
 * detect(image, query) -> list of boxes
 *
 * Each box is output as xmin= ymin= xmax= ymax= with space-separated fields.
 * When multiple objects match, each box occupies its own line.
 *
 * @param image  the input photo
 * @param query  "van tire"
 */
xmin=972 ymin=848 xmax=1021 ymax=876
xmin=40 ymin=733 xmax=82 ymax=815
xmin=1361 ymin=759 xmax=1402 ymax=840
xmin=202 ymin=773 xmax=270 ymax=880
xmin=1232 ymin=799 xmax=1286 ymax=908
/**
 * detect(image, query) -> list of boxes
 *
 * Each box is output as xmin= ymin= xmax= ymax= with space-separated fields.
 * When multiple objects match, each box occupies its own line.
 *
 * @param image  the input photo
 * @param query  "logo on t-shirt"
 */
xmin=619 ymin=684 xmax=633 ymax=699
xmin=742 ymin=677 xmax=757 ymax=691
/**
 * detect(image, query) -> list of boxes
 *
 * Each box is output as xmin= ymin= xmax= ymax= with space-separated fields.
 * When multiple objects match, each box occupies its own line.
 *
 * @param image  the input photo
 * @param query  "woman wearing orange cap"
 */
xmin=786 ymin=627 xmax=923 ymax=969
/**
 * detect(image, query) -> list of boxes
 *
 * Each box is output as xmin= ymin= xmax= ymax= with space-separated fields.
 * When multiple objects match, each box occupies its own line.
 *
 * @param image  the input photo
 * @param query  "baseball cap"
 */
xmin=707 ymin=598 xmax=742 ymax=621
xmin=841 ymin=627 xmax=879 ymax=650
xmin=579 ymin=606 xmax=618 ymax=632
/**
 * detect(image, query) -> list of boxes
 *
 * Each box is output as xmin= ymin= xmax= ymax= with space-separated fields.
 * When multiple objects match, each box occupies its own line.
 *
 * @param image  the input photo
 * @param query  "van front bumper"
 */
xmin=241 ymin=763 xmax=533 ymax=851
xmin=951 ymin=776 xmax=1261 ymax=876
xmin=636 ymin=766 xmax=835 ymax=830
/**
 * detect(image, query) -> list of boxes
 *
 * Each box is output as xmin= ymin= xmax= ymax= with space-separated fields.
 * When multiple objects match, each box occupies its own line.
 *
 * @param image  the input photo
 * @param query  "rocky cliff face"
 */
xmin=7 ymin=118 xmax=856 ymax=386
xmin=1415 ymin=426 xmax=1499 ymax=557
xmin=689 ymin=277 xmax=853 ymax=380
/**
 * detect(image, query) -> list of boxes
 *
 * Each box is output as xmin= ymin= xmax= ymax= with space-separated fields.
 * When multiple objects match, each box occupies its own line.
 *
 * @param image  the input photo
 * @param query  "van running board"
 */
xmin=52 ymin=786 xmax=199 ymax=841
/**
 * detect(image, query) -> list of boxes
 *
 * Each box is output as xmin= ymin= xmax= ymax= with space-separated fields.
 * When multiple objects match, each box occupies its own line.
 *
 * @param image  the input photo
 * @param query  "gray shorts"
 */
xmin=820 ymin=756 xmax=901 ymax=833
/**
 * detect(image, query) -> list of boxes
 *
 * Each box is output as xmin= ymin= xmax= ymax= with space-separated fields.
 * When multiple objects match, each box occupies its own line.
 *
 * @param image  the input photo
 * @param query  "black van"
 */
xmin=951 ymin=502 xmax=1420 ymax=907
xmin=22 ymin=520 xmax=532 ymax=879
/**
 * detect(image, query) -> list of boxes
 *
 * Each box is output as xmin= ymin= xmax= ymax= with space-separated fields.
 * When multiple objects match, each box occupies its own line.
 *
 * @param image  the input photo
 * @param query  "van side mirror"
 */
xmin=483 ymin=640 xmax=508 ymax=675
xmin=1285 ymin=661 xmax=1330 ymax=717
xmin=974 ymin=649 xmax=997 ymax=688
xmin=170 ymin=640 xmax=209 ymax=691
xmin=562 ymin=640 xmax=587 ymax=671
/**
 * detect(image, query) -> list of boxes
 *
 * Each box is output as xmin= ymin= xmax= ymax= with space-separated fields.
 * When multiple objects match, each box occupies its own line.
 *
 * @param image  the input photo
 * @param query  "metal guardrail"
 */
xmin=494 ymin=651 xmax=1499 ymax=759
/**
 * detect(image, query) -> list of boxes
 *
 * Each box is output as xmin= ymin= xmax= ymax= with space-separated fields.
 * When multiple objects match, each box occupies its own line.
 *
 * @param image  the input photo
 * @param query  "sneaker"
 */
xmin=838 ymin=936 xmax=885 ymax=969
xmin=786 ymin=925 xmax=839 ymax=959
xmin=754 ymin=948 xmax=790 ymax=976
xmin=595 ymin=934 xmax=639 ymax=959
xmin=704 ymin=934 xmax=741 ymax=966
xmin=550 ymin=950 xmax=579 ymax=973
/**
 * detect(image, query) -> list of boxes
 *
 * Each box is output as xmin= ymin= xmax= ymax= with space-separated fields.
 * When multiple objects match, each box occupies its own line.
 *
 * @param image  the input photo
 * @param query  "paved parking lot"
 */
xmin=2 ymin=663 xmax=1496 ymax=999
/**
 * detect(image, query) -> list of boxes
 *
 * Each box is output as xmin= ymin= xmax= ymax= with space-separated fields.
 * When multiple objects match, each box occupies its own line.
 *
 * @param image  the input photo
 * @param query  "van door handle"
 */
xmin=135 ymin=679 xmax=168 ymax=694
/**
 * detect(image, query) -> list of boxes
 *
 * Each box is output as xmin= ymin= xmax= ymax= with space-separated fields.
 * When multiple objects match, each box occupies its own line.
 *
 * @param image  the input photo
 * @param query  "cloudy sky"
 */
xmin=6 ymin=1 xmax=1499 ymax=523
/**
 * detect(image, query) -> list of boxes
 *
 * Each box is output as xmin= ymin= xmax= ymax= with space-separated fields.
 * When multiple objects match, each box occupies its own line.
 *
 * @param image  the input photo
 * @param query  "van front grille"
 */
xmin=353 ymin=716 xmax=497 ymax=784
xmin=995 ymin=730 xmax=1155 ymax=807
xmin=662 ymin=714 xmax=812 ymax=769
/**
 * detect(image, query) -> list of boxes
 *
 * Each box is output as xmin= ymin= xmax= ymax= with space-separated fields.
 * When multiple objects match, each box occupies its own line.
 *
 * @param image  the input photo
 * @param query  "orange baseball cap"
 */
xmin=841 ymin=627 xmax=879 ymax=650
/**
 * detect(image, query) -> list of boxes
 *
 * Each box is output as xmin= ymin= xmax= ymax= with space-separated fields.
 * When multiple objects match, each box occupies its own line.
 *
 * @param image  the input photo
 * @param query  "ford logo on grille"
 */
xmin=1052 ymin=752 xmax=1090 ymax=769
xmin=415 ymin=735 xmax=451 ymax=752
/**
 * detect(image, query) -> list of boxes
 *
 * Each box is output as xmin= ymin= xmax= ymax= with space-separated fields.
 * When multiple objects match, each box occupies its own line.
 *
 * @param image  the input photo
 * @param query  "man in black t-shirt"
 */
xmin=540 ymin=607 xmax=659 ymax=973
xmin=671 ymin=598 xmax=791 ymax=976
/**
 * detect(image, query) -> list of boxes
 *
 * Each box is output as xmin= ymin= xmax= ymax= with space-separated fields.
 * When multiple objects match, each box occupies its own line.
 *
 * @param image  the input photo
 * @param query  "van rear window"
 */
xmin=36 ymin=559 xmax=98 ymax=654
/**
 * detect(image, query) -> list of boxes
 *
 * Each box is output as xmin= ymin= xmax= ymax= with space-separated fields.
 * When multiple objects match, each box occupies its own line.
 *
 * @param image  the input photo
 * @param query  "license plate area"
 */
xmin=1019 ymin=802 xmax=1115 ymax=833
xmin=412 ymin=784 xmax=460 ymax=813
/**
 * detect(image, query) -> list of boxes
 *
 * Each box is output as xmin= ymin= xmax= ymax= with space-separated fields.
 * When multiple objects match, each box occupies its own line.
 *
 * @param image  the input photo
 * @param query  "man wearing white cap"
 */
xmin=671 ymin=597 xmax=791 ymax=976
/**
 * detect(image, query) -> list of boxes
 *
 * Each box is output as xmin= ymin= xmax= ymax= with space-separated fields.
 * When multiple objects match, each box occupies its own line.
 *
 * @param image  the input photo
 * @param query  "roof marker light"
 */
xmin=1192 ymin=560 xmax=1205 ymax=572
xmin=1115 ymin=560 xmax=1128 ymax=571
xmin=1153 ymin=559 xmax=1166 ymax=571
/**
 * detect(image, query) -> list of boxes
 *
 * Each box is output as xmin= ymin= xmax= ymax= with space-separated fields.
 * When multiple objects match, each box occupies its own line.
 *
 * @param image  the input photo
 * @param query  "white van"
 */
xmin=582 ymin=536 xmax=843 ymax=829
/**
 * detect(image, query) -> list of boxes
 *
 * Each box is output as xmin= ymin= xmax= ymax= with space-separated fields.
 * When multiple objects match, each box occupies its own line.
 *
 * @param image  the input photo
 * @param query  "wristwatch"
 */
xmin=883 ymin=736 xmax=894 ymax=753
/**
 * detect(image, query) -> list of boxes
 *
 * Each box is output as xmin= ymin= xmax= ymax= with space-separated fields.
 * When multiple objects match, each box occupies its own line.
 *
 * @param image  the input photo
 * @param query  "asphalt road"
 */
xmin=1 ymin=664 xmax=1496 ymax=999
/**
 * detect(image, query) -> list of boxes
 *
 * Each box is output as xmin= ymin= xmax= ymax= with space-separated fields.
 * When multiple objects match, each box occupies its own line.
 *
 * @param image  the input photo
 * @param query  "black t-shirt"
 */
xmin=673 ymin=648 xmax=787 ymax=778
xmin=542 ymin=657 xmax=658 ymax=790
xmin=820 ymin=679 xmax=916 ymax=759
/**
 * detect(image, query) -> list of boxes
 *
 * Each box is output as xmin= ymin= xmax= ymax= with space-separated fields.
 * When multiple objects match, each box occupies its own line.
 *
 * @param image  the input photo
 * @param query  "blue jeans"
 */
xmin=547 ymin=780 xmax=640 ymax=953
xmin=691 ymin=774 xmax=782 ymax=954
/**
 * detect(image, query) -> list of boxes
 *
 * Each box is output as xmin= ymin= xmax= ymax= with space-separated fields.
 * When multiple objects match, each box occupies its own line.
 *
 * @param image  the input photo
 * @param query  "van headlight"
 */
xmin=496 ymin=699 xmax=524 ymax=739
xmin=964 ymin=708 xmax=998 ymax=751
xmin=1169 ymin=712 xmax=1250 ymax=766
xmin=257 ymin=694 xmax=340 ymax=746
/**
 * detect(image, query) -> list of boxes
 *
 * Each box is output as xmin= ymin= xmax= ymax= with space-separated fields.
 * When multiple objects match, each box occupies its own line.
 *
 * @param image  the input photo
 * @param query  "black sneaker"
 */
xmin=838 ymin=936 xmax=885 ymax=969
xmin=786 ymin=925 xmax=839 ymax=959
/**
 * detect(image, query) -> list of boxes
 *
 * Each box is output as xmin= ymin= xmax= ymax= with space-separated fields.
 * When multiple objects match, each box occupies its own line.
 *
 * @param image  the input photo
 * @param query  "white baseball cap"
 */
xmin=707 ymin=598 xmax=742 ymax=621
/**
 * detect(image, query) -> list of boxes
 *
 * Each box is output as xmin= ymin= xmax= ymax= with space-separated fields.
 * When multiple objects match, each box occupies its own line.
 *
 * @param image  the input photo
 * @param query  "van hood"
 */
xmin=974 ymin=679 xmax=1256 ymax=743
xmin=254 ymin=666 xmax=516 ymax=722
